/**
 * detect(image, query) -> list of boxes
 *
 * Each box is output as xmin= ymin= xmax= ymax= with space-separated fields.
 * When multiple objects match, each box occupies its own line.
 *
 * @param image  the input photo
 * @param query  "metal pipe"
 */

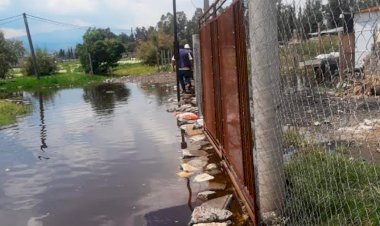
xmin=181 ymin=129 xmax=187 ymax=149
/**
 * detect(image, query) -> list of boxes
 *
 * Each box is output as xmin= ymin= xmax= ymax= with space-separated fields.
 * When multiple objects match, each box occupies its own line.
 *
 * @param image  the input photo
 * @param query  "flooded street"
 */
xmin=0 ymin=83 xmax=193 ymax=226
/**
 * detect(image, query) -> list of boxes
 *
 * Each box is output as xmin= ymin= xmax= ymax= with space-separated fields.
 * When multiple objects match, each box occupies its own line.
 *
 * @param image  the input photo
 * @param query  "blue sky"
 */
xmin=0 ymin=0 xmax=205 ymax=39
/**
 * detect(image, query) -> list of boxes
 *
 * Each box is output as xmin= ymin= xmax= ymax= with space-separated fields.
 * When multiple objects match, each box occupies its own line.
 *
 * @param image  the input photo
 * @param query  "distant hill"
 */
xmin=16 ymin=29 xmax=85 ymax=53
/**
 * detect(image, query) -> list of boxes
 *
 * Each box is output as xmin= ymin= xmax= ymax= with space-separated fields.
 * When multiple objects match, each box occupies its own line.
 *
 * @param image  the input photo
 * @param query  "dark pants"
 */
xmin=178 ymin=70 xmax=192 ymax=91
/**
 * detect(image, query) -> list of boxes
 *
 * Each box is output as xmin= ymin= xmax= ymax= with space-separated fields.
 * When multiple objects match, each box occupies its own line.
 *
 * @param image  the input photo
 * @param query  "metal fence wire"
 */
xmin=241 ymin=0 xmax=380 ymax=225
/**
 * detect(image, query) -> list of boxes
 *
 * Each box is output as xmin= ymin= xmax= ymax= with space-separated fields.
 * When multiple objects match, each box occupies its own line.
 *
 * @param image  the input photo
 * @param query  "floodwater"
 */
xmin=0 ymin=83 xmax=194 ymax=226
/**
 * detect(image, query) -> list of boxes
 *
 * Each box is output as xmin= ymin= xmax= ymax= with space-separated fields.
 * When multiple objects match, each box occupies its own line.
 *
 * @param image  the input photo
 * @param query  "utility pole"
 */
xmin=204 ymin=0 xmax=210 ymax=12
xmin=173 ymin=0 xmax=181 ymax=106
xmin=23 ymin=13 xmax=39 ymax=79
xmin=248 ymin=0 xmax=285 ymax=223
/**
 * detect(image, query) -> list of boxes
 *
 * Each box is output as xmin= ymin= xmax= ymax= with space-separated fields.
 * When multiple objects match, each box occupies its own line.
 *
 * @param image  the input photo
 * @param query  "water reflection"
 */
xmin=38 ymin=93 xmax=49 ymax=160
xmin=0 ymin=83 xmax=193 ymax=226
xmin=83 ymin=83 xmax=130 ymax=115
xmin=139 ymin=83 xmax=176 ymax=105
xmin=31 ymin=89 xmax=59 ymax=103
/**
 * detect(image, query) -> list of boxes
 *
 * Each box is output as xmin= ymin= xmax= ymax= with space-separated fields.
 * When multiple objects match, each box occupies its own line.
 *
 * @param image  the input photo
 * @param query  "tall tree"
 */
xmin=0 ymin=31 xmax=25 ymax=78
xmin=76 ymin=28 xmax=125 ymax=74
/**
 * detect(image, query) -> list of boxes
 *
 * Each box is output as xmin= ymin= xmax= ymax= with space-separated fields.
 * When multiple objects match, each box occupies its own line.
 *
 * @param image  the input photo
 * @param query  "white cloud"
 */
xmin=0 ymin=0 xmax=10 ymax=10
xmin=0 ymin=28 xmax=26 ymax=38
xmin=29 ymin=0 xmax=98 ymax=14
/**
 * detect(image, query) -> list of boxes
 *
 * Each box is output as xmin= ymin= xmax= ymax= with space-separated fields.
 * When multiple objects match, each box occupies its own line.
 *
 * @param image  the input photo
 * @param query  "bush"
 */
xmin=24 ymin=49 xmax=58 ymax=76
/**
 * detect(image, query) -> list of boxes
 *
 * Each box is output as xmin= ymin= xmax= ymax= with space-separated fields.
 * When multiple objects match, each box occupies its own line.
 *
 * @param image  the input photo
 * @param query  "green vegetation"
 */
xmin=24 ymin=49 xmax=58 ymax=76
xmin=113 ymin=62 xmax=163 ymax=77
xmin=0 ymin=100 xmax=31 ymax=127
xmin=0 ymin=73 xmax=105 ymax=93
xmin=0 ymin=31 xmax=24 ymax=79
xmin=284 ymin=131 xmax=380 ymax=225
xmin=76 ymin=28 xmax=125 ymax=74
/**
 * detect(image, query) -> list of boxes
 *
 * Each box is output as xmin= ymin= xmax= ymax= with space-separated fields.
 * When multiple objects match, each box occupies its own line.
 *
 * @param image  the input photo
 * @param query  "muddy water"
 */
xmin=0 ymin=83 xmax=193 ymax=226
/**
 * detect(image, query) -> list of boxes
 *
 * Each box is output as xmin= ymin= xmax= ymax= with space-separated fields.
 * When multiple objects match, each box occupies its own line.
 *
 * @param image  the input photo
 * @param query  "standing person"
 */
xmin=173 ymin=44 xmax=193 ymax=93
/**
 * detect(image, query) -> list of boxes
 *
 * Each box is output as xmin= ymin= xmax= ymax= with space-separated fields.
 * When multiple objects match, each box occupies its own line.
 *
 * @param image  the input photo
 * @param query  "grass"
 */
xmin=112 ymin=62 xmax=162 ymax=77
xmin=0 ymin=73 xmax=106 ymax=93
xmin=0 ymin=100 xmax=31 ymax=127
xmin=284 ymin=131 xmax=380 ymax=225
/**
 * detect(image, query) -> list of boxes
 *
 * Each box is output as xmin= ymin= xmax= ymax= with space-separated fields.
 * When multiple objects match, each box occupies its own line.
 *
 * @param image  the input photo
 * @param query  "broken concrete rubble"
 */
xmin=193 ymin=173 xmax=215 ymax=183
xmin=193 ymin=222 xmax=232 ymax=226
xmin=207 ymin=181 xmax=227 ymax=191
xmin=189 ymin=206 xmax=233 ymax=225
xmin=201 ymin=195 xmax=233 ymax=210
xmin=205 ymin=163 xmax=218 ymax=171
xmin=182 ymin=149 xmax=208 ymax=158
xmin=197 ymin=191 xmax=217 ymax=201
xmin=177 ymin=171 xmax=194 ymax=178
xmin=190 ymin=134 xmax=206 ymax=142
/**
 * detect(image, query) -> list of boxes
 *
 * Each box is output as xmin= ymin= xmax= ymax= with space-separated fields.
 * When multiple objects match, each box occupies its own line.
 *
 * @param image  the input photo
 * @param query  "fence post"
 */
xmin=192 ymin=34 xmax=203 ymax=118
xmin=248 ymin=0 xmax=285 ymax=223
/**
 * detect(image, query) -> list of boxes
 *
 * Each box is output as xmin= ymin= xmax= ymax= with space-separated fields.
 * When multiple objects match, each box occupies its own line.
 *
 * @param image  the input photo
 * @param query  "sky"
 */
xmin=0 ymin=0 xmax=205 ymax=39
xmin=0 ymin=0 xmax=306 ymax=51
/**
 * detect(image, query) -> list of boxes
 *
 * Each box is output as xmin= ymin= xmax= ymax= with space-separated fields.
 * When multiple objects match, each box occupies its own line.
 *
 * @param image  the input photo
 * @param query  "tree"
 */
xmin=277 ymin=0 xmax=297 ymax=41
xmin=24 ymin=49 xmax=57 ymax=76
xmin=76 ymin=28 xmax=125 ymax=74
xmin=136 ymin=29 xmax=172 ymax=65
xmin=0 ymin=31 xmax=25 ymax=79
xmin=186 ymin=8 xmax=203 ymax=44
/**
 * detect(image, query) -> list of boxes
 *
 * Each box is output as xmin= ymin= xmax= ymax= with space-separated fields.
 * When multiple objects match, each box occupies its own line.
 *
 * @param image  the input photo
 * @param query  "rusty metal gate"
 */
xmin=199 ymin=0 xmax=256 ymax=223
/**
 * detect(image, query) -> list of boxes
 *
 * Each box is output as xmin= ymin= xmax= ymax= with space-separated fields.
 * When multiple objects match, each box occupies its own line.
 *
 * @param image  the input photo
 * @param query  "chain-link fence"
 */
xmin=246 ymin=0 xmax=380 ymax=225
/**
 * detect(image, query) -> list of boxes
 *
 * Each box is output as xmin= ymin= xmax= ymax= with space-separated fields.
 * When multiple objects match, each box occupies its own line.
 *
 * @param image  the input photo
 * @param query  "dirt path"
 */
xmin=118 ymin=72 xmax=177 ymax=84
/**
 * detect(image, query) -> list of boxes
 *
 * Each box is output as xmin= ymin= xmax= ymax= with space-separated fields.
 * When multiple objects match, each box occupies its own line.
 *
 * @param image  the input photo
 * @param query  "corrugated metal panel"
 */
xmin=199 ymin=0 xmax=257 ymax=224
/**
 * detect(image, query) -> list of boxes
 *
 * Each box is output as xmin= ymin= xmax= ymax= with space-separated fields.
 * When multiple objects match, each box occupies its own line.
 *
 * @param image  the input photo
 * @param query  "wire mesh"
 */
xmin=242 ymin=0 xmax=380 ymax=225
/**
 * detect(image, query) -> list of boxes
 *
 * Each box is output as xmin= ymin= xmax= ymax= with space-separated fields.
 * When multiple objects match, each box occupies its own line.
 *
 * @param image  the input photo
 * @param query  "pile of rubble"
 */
xmin=341 ymin=76 xmax=380 ymax=96
xmin=169 ymin=93 xmax=247 ymax=226
xmin=166 ymin=94 xmax=198 ymax=114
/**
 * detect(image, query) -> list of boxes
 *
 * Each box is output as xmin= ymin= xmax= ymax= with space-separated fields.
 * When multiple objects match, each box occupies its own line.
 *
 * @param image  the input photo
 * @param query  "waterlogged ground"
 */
xmin=0 ymin=82 xmax=194 ymax=226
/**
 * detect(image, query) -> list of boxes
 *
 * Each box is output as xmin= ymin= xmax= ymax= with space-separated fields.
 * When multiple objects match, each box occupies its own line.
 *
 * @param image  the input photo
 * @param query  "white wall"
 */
xmin=355 ymin=11 xmax=380 ymax=68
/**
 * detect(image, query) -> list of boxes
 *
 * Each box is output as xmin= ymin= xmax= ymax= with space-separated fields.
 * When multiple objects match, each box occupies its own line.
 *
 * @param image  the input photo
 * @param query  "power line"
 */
xmin=0 ymin=17 xmax=22 ymax=26
xmin=0 ymin=14 xmax=22 ymax=22
xmin=26 ymin=14 xmax=90 ymax=30
xmin=190 ymin=0 xmax=198 ymax=8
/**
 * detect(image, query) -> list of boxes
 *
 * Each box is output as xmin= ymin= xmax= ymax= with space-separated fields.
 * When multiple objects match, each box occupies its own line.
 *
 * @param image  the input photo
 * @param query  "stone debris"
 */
xmin=177 ymin=171 xmax=194 ymax=178
xmin=186 ymin=158 xmax=208 ymax=168
xmin=189 ymin=206 xmax=233 ymax=225
xmin=182 ymin=124 xmax=204 ymax=136
xmin=190 ymin=135 xmax=206 ymax=142
xmin=193 ymin=119 xmax=204 ymax=130
xmin=193 ymin=173 xmax=215 ymax=183
xmin=205 ymin=163 xmax=218 ymax=171
xmin=201 ymin=195 xmax=233 ymax=210
xmin=208 ymin=182 xmax=227 ymax=191
xmin=203 ymin=146 xmax=214 ymax=151
xmin=206 ymin=169 xmax=222 ymax=176
xmin=192 ymin=140 xmax=210 ymax=147
xmin=197 ymin=191 xmax=216 ymax=201
xmin=181 ymin=163 xmax=203 ymax=172
xmin=182 ymin=149 xmax=208 ymax=158
xmin=193 ymin=222 xmax=232 ymax=226
xmin=187 ymin=144 xmax=202 ymax=151
xmin=178 ymin=119 xmax=196 ymax=126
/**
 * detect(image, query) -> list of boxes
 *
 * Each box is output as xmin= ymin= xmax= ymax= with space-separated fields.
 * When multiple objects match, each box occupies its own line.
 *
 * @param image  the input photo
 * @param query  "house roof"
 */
xmin=360 ymin=6 xmax=380 ymax=13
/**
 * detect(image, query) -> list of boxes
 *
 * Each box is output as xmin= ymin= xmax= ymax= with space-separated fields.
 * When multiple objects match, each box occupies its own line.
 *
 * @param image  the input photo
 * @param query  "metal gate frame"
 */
xmin=199 ymin=0 xmax=257 ymax=224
